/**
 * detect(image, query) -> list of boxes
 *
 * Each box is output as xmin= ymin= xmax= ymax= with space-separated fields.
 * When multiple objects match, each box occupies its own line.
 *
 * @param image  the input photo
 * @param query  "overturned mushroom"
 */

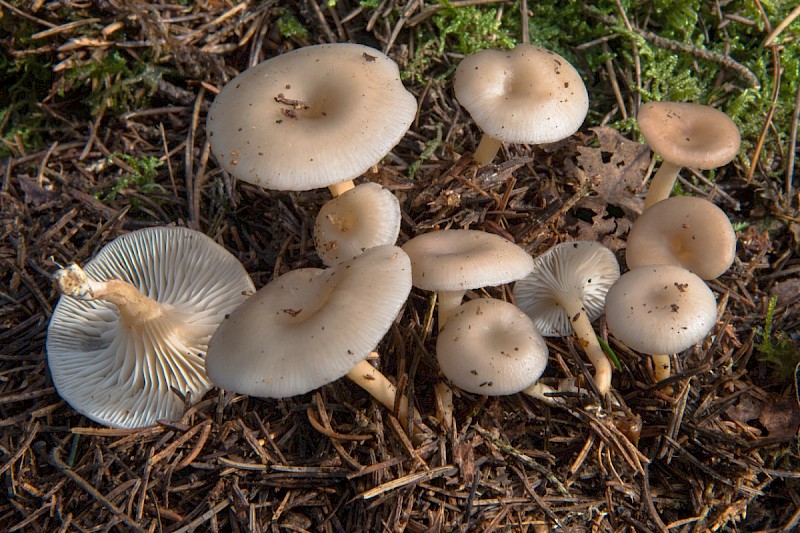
xmin=47 ymin=226 xmax=255 ymax=428
xmin=514 ymin=241 xmax=620 ymax=396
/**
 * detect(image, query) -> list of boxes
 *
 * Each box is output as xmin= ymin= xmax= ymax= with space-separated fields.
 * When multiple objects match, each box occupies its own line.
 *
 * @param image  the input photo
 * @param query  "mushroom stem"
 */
xmin=328 ymin=180 xmax=356 ymax=197
xmin=472 ymin=134 xmax=503 ymax=166
xmin=437 ymin=290 xmax=467 ymax=331
xmin=346 ymin=358 xmax=411 ymax=430
xmin=562 ymin=299 xmax=613 ymax=396
xmin=651 ymin=354 xmax=672 ymax=383
xmin=644 ymin=160 xmax=682 ymax=209
xmin=54 ymin=264 xmax=164 ymax=325
xmin=522 ymin=382 xmax=563 ymax=406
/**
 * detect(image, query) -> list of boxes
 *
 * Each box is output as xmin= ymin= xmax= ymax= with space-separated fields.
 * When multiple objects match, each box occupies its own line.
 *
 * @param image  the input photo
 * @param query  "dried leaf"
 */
xmin=17 ymin=175 xmax=59 ymax=206
xmin=575 ymin=127 xmax=650 ymax=217
xmin=726 ymin=394 xmax=800 ymax=439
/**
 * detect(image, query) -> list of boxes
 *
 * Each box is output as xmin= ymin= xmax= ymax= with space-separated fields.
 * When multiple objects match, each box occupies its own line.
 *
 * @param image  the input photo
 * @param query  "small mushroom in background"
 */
xmin=625 ymin=196 xmax=737 ymax=280
xmin=454 ymin=44 xmax=588 ymax=166
xmin=47 ymin=226 xmax=255 ymax=428
xmin=205 ymin=245 xmax=416 ymax=431
xmin=313 ymin=182 xmax=401 ymax=266
xmin=206 ymin=43 xmax=417 ymax=196
xmin=401 ymin=229 xmax=534 ymax=329
xmin=437 ymin=298 xmax=558 ymax=405
xmin=637 ymin=101 xmax=741 ymax=210
xmin=605 ymin=265 xmax=718 ymax=388
xmin=513 ymin=241 xmax=620 ymax=397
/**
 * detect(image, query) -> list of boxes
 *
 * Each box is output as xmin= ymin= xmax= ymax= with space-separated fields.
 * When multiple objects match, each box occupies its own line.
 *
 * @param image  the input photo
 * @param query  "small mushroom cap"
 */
xmin=314 ymin=182 xmax=401 ymax=266
xmin=454 ymin=44 xmax=588 ymax=144
xmin=637 ymin=101 xmax=741 ymax=169
xmin=205 ymin=245 xmax=411 ymax=398
xmin=401 ymin=230 xmax=534 ymax=292
xmin=513 ymin=241 xmax=620 ymax=336
xmin=46 ymin=227 xmax=255 ymax=428
xmin=437 ymin=298 xmax=548 ymax=395
xmin=207 ymin=43 xmax=417 ymax=191
xmin=605 ymin=265 xmax=717 ymax=355
xmin=626 ymin=196 xmax=736 ymax=280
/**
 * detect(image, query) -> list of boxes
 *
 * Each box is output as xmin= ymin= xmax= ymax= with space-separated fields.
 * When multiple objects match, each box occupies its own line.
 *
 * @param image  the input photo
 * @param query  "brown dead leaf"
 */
xmin=567 ymin=197 xmax=632 ymax=252
xmin=17 ymin=175 xmax=59 ymax=206
xmin=574 ymin=127 xmax=650 ymax=218
xmin=726 ymin=393 xmax=800 ymax=440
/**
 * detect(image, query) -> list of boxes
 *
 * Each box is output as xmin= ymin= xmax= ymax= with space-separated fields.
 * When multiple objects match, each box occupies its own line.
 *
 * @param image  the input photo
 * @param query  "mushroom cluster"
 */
xmin=46 ymin=40 xmax=742 ymax=434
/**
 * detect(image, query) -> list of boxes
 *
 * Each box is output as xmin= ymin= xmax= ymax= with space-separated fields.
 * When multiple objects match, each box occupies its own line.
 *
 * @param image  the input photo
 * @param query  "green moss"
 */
xmin=57 ymin=50 xmax=163 ymax=117
xmin=756 ymin=295 xmax=800 ymax=383
xmin=278 ymin=13 xmax=309 ymax=40
xmin=401 ymin=2 xmax=518 ymax=83
xmin=99 ymin=153 xmax=165 ymax=203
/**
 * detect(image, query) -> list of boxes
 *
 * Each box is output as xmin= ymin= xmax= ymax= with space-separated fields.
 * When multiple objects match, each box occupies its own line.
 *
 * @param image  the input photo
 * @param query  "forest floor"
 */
xmin=1 ymin=1 xmax=799 ymax=531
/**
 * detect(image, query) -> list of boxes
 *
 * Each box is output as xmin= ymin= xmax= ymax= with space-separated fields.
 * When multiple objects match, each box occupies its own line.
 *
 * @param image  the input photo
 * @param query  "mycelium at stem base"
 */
xmin=55 ymin=264 xmax=165 ymax=327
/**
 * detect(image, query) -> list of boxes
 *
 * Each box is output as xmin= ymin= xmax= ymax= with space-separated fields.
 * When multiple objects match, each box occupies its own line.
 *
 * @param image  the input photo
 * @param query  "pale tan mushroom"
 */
xmin=437 ymin=298 xmax=549 ymax=397
xmin=402 ymin=229 xmax=534 ymax=329
xmin=626 ymin=196 xmax=737 ymax=280
xmin=313 ymin=182 xmax=401 ymax=266
xmin=206 ymin=245 xmax=415 ymax=427
xmin=637 ymin=101 xmax=740 ymax=209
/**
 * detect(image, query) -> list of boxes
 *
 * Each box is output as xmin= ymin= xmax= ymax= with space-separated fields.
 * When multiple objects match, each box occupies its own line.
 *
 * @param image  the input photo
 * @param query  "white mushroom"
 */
xmin=205 ymin=245 xmax=414 ymax=426
xmin=513 ymin=241 xmax=620 ymax=396
xmin=605 ymin=265 xmax=718 ymax=387
xmin=437 ymin=298 xmax=549 ymax=396
xmin=46 ymin=226 xmax=255 ymax=428
xmin=313 ymin=182 xmax=401 ymax=266
xmin=454 ymin=44 xmax=588 ymax=165
xmin=207 ymin=43 xmax=417 ymax=195
xmin=402 ymin=229 xmax=534 ymax=329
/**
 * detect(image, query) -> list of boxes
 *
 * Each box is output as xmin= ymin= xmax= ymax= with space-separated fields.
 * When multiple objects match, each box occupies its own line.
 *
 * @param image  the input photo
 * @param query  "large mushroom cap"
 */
xmin=205 ymin=245 xmax=412 ymax=398
xmin=454 ymin=44 xmax=588 ymax=144
xmin=626 ymin=196 xmax=737 ymax=280
xmin=637 ymin=101 xmax=741 ymax=169
xmin=605 ymin=265 xmax=718 ymax=355
xmin=207 ymin=43 xmax=417 ymax=191
xmin=47 ymin=226 xmax=255 ymax=428
xmin=401 ymin=230 xmax=534 ymax=291
xmin=513 ymin=241 xmax=620 ymax=337
xmin=314 ymin=182 xmax=401 ymax=266
xmin=437 ymin=299 xmax=548 ymax=395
